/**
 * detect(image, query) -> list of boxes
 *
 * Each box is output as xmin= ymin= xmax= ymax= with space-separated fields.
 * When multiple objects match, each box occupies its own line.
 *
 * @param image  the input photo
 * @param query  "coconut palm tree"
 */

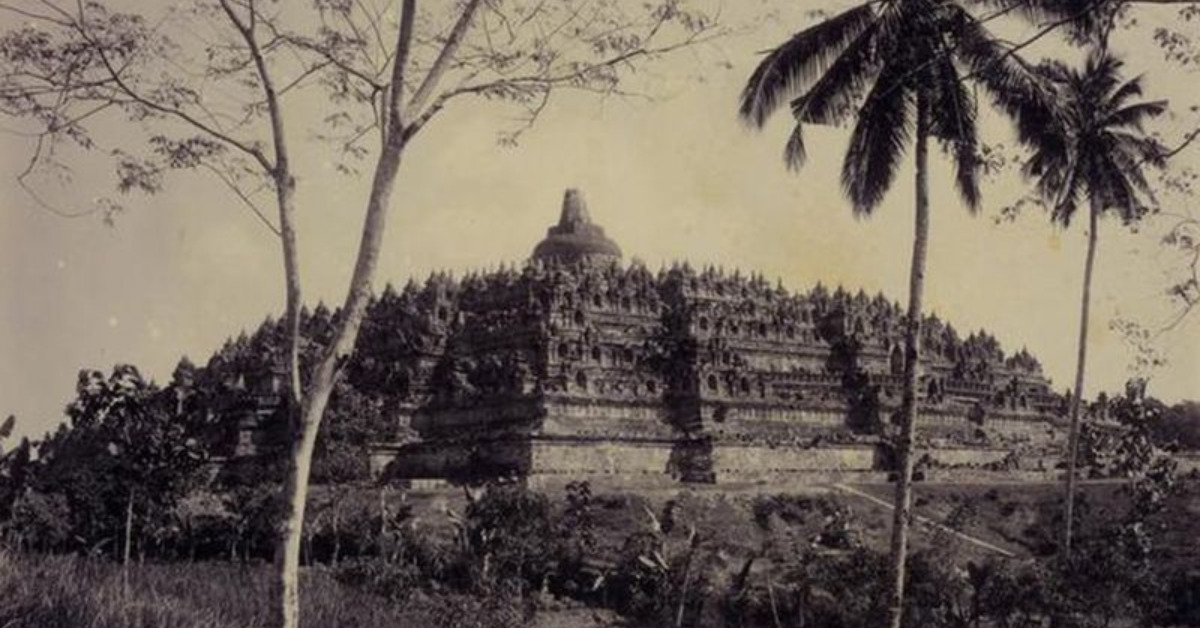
xmin=1022 ymin=51 xmax=1167 ymax=553
xmin=739 ymin=2 xmax=1048 ymax=626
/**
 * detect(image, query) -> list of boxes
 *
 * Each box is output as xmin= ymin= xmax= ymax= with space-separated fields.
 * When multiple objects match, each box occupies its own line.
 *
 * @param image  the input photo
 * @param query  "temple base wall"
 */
xmin=376 ymin=390 xmax=1066 ymax=482
xmin=529 ymin=439 xmax=676 ymax=475
xmin=375 ymin=438 xmax=1060 ymax=482
xmin=712 ymin=444 xmax=879 ymax=476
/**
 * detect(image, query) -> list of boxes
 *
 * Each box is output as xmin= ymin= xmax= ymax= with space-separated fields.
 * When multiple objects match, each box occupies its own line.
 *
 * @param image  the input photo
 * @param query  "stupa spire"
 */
xmin=558 ymin=188 xmax=592 ymax=228
xmin=531 ymin=188 xmax=622 ymax=264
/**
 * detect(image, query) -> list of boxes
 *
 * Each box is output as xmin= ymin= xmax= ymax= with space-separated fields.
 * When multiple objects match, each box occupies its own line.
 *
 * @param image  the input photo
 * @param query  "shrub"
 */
xmin=455 ymin=484 xmax=561 ymax=592
xmin=601 ymin=499 xmax=717 ymax=627
xmin=334 ymin=555 xmax=424 ymax=603
xmin=415 ymin=586 xmax=531 ymax=628
xmin=751 ymin=494 xmax=814 ymax=530
xmin=1162 ymin=568 xmax=1200 ymax=627
xmin=332 ymin=482 xmax=596 ymax=606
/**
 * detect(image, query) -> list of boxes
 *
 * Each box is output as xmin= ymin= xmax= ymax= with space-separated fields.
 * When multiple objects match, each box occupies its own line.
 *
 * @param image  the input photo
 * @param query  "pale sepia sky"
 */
xmin=2 ymin=1 xmax=1198 ymax=440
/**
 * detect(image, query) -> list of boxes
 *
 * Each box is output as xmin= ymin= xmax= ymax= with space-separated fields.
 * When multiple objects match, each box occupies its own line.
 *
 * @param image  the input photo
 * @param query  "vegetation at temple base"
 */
xmin=2 ymin=374 xmax=1197 ymax=628
xmin=2 ymin=473 xmax=1200 ymax=627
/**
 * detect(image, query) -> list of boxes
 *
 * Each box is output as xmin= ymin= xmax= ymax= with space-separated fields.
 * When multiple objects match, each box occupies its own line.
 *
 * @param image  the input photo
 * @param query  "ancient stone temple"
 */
xmin=369 ymin=189 xmax=1065 ymax=482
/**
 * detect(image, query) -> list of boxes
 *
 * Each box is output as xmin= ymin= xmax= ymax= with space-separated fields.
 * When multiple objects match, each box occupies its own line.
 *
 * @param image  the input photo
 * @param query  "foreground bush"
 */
xmin=6 ymin=479 xmax=1199 ymax=628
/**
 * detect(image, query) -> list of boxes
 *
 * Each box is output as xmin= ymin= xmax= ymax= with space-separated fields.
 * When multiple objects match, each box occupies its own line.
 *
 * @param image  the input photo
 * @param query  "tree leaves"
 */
xmin=743 ymin=0 xmax=1055 ymax=216
xmin=740 ymin=3 xmax=876 ymax=128
xmin=841 ymin=59 xmax=912 ymax=215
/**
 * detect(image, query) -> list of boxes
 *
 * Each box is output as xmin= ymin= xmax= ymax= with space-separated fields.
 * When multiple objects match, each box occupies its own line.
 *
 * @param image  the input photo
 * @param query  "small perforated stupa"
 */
xmin=531 ymin=188 xmax=622 ymax=264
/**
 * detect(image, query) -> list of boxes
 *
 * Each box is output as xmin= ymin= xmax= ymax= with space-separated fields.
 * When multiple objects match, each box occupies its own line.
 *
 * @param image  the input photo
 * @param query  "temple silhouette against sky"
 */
xmin=223 ymin=189 xmax=1065 ymax=482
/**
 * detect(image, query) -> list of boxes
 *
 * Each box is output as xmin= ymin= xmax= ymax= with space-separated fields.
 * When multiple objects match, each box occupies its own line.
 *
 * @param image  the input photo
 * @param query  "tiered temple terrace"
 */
xmin=356 ymin=189 xmax=1067 ymax=482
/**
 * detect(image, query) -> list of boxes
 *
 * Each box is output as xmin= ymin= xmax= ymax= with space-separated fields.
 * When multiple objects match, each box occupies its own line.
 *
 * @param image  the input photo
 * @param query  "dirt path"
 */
xmin=831 ymin=483 xmax=1017 ymax=557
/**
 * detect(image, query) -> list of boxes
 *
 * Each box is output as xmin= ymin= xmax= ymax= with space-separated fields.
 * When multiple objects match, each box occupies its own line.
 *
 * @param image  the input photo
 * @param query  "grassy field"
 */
xmin=0 ymin=550 xmax=631 ymax=628
xmin=0 ymin=551 xmax=404 ymax=628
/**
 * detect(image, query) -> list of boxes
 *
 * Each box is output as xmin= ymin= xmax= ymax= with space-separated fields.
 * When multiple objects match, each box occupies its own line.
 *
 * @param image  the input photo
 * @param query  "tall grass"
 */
xmin=0 ymin=550 xmax=411 ymax=628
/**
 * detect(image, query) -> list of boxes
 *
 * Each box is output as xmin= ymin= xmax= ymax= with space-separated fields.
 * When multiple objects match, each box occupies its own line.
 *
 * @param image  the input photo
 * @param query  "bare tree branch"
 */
xmin=404 ymin=21 xmax=723 ymax=140
xmin=199 ymin=160 xmax=281 ymax=237
xmin=385 ymin=0 xmax=416 ymax=140
xmin=404 ymin=0 xmax=485 ymax=125
xmin=1160 ymin=125 xmax=1200 ymax=161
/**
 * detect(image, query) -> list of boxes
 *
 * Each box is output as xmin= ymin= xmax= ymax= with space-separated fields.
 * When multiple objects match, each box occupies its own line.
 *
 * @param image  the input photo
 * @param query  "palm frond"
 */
xmin=1102 ymin=100 xmax=1168 ymax=132
xmin=739 ymin=3 xmax=876 ymax=128
xmin=1082 ymin=50 xmax=1124 ymax=95
xmin=791 ymin=19 xmax=883 ymax=127
xmin=1019 ymin=49 xmax=1165 ymax=229
xmin=948 ymin=5 xmax=1057 ymax=148
xmin=1107 ymin=75 xmax=1145 ymax=110
xmin=1109 ymin=146 xmax=1154 ymax=198
xmin=784 ymin=123 xmax=807 ymax=170
xmin=930 ymin=57 xmax=981 ymax=210
xmin=842 ymin=61 xmax=913 ymax=215
xmin=1110 ymin=129 xmax=1168 ymax=167
xmin=1022 ymin=119 xmax=1070 ymax=178
xmin=1047 ymin=159 xmax=1082 ymax=227
xmin=965 ymin=0 xmax=1120 ymax=44
xmin=1035 ymin=58 xmax=1074 ymax=84
xmin=1098 ymin=155 xmax=1143 ymax=221
xmin=1108 ymin=134 xmax=1168 ymax=212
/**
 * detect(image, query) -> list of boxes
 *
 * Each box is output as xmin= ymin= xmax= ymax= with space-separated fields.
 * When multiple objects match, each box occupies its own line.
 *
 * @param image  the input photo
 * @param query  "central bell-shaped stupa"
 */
xmin=531 ymin=188 xmax=622 ymax=264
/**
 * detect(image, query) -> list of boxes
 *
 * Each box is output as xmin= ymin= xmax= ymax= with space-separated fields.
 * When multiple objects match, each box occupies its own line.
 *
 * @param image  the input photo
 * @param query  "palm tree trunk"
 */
xmin=886 ymin=93 xmax=930 ymax=628
xmin=1063 ymin=197 xmax=1100 ymax=554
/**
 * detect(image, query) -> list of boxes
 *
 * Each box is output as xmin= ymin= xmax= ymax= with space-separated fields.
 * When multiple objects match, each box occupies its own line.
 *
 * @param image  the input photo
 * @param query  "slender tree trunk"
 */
xmin=332 ymin=517 xmax=341 ymax=567
xmin=270 ymin=1 xmax=477 ymax=624
xmin=1064 ymin=197 xmax=1100 ymax=554
xmin=222 ymin=2 xmax=308 ymax=625
xmin=379 ymin=485 xmax=387 ymax=539
xmin=272 ymin=136 xmax=409 ymax=628
xmin=886 ymin=94 xmax=931 ymax=628
xmin=277 ymin=176 xmax=303 ymax=406
xmin=122 ymin=489 xmax=134 ymax=593
xmin=123 ymin=490 xmax=134 ymax=567
xmin=216 ymin=0 xmax=303 ymax=410
xmin=767 ymin=576 xmax=783 ymax=628
xmin=676 ymin=544 xmax=695 ymax=628
xmin=268 ymin=74 xmax=308 ymax=628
